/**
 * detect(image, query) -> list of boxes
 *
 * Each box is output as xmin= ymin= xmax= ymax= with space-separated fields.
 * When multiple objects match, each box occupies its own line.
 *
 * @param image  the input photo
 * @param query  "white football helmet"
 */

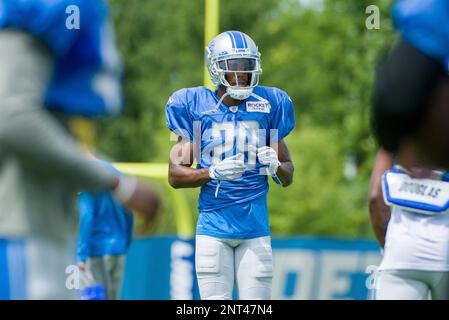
xmin=206 ymin=31 xmax=262 ymax=100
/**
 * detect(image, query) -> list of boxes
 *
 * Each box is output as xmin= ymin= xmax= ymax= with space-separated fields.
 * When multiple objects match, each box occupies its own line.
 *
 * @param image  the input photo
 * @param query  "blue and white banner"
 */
xmin=0 ymin=236 xmax=381 ymax=300
xmin=121 ymin=236 xmax=381 ymax=300
xmin=121 ymin=237 xmax=200 ymax=300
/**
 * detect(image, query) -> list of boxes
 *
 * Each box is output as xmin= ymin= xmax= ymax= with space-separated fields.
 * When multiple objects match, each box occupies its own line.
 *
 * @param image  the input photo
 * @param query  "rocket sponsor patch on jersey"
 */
xmin=246 ymin=101 xmax=270 ymax=113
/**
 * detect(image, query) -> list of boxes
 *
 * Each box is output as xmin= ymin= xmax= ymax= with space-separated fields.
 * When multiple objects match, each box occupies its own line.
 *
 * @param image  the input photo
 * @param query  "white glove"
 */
xmin=257 ymin=146 xmax=281 ymax=173
xmin=209 ymin=154 xmax=246 ymax=181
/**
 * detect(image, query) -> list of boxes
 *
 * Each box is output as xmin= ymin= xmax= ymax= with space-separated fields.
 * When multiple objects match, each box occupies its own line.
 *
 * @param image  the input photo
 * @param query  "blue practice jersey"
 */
xmin=0 ymin=0 xmax=122 ymax=116
xmin=393 ymin=0 xmax=449 ymax=71
xmin=77 ymin=161 xmax=133 ymax=263
xmin=166 ymin=86 xmax=295 ymax=238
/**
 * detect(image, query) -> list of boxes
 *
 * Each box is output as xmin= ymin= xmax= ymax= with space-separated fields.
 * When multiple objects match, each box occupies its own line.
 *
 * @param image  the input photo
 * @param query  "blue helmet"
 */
xmin=205 ymin=31 xmax=262 ymax=100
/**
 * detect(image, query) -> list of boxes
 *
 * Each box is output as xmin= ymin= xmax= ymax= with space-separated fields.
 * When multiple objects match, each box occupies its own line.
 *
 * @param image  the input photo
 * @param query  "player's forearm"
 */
xmin=0 ymin=107 xmax=118 ymax=192
xmin=276 ymin=161 xmax=294 ymax=187
xmin=369 ymin=198 xmax=391 ymax=248
xmin=168 ymin=163 xmax=211 ymax=189
xmin=368 ymin=148 xmax=393 ymax=248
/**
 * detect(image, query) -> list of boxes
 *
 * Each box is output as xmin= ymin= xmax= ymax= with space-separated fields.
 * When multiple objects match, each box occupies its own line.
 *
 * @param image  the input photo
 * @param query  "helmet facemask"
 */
xmin=212 ymin=56 xmax=262 ymax=100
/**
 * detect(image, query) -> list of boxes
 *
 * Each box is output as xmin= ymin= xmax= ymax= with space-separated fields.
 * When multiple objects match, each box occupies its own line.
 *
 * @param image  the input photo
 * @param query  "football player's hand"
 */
xmin=209 ymin=154 xmax=246 ymax=181
xmin=126 ymin=182 xmax=160 ymax=228
xmin=257 ymin=146 xmax=281 ymax=172
xmin=113 ymin=176 xmax=160 ymax=226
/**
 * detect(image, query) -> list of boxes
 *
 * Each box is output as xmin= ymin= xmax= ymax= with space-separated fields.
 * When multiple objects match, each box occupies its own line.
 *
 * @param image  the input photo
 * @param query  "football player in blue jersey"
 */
xmin=165 ymin=31 xmax=295 ymax=300
xmin=77 ymin=160 xmax=135 ymax=300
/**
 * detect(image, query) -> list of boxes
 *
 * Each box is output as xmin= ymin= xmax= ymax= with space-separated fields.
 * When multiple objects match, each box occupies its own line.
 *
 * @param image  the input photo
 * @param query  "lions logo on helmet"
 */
xmin=206 ymin=31 xmax=262 ymax=100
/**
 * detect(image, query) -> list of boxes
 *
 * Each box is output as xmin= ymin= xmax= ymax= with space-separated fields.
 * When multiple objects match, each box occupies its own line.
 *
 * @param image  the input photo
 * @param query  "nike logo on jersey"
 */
xmin=246 ymin=101 xmax=270 ymax=113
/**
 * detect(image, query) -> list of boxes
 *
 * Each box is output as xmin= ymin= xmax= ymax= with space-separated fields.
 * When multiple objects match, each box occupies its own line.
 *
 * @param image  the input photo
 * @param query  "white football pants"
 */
xmin=81 ymin=255 xmax=125 ymax=300
xmin=195 ymin=235 xmax=273 ymax=300
xmin=374 ymin=270 xmax=449 ymax=300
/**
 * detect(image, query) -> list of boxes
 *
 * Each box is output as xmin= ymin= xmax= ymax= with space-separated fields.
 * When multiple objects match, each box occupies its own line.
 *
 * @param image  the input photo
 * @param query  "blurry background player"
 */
xmin=372 ymin=0 xmax=449 ymax=171
xmin=0 ymin=0 xmax=158 ymax=299
xmin=371 ymin=0 xmax=449 ymax=299
xmin=166 ymin=31 xmax=295 ymax=300
xmin=77 ymin=160 xmax=141 ymax=300
xmin=368 ymin=150 xmax=449 ymax=300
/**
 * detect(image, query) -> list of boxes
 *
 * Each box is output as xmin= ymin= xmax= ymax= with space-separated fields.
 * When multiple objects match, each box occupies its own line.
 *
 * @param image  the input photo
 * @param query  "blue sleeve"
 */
xmin=443 ymin=172 xmax=449 ymax=182
xmin=393 ymin=0 xmax=449 ymax=69
xmin=124 ymin=210 xmax=134 ymax=250
xmin=0 ymin=2 xmax=6 ymax=27
xmin=165 ymin=90 xmax=194 ymax=142
xmin=0 ymin=0 xmax=105 ymax=57
xmin=77 ymin=192 xmax=96 ymax=263
xmin=271 ymin=90 xmax=295 ymax=142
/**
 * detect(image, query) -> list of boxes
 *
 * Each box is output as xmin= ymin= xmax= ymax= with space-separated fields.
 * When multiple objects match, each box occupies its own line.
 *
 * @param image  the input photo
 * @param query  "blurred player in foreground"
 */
xmin=372 ymin=0 xmax=449 ymax=170
xmin=0 ymin=0 xmax=158 ymax=299
xmin=369 ymin=149 xmax=449 ymax=299
xmin=370 ymin=0 xmax=449 ymax=299
xmin=78 ymin=160 xmax=143 ymax=300
xmin=166 ymin=31 xmax=295 ymax=299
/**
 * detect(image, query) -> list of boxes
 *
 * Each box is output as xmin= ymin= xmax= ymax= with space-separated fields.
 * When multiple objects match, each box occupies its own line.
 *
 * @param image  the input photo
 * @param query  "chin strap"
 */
xmin=202 ymin=90 xmax=229 ymax=197
xmin=202 ymin=87 xmax=270 ymax=115
xmin=201 ymin=91 xmax=230 ymax=115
